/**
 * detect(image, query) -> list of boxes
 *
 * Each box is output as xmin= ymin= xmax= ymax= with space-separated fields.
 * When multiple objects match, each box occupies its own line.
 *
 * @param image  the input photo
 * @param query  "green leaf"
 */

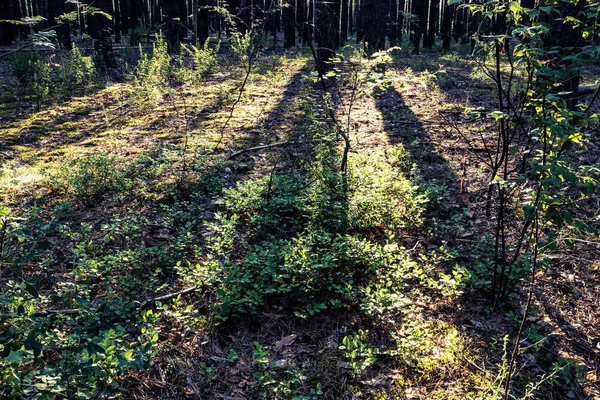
xmin=489 ymin=111 xmax=506 ymax=120
xmin=87 ymin=342 xmax=105 ymax=355
xmin=24 ymin=283 xmax=39 ymax=298
xmin=508 ymin=1 xmax=522 ymax=13
xmin=7 ymin=350 xmax=22 ymax=362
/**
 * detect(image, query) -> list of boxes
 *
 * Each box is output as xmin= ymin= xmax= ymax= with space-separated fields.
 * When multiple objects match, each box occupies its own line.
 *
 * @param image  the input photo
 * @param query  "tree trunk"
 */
xmin=164 ymin=0 xmax=187 ymax=50
xmin=520 ymin=0 xmax=534 ymax=8
xmin=119 ymin=0 xmax=131 ymax=34
xmin=112 ymin=0 xmax=122 ymax=43
xmin=38 ymin=0 xmax=49 ymax=30
xmin=198 ymin=0 xmax=209 ymax=40
xmin=411 ymin=0 xmax=426 ymax=54
xmin=87 ymin=0 xmax=113 ymax=39
xmin=0 ymin=0 xmax=18 ymax=46
xmin=544 ymin=0 xmax=585 ymax=109
xmin=239 ymin=0 xmax=251 ymax=33
xmin=303 ymin=0 xmax=313 ymax=46
xmin=283 ymin=0 xmax=296 ymax=46
xmin=424 ymin=0 xmax=437 ymax=48
xmin=268 ymin=0 xmax=279 ymax=46
xmin=388 ymin=0 xmax=398 ymax=47
xmin=296 ymin=0 xmax=305 ymax=44
xmin=361 ymin=0 xmax=386 ymax=55
xmin=340 ymin=0 xmax=348 ymax=42
xmin=47 ymin=0 xmax=72 ymax=49
xmin=191 ymin=0 xmax=198 ymax=41
xmin=453 ymin=2 xmax=464 ymax=42
xmin=441 ymin=0 xmax=453 ymax=52
xmin=467 ymin=3 xmax=477 ymax=51
xmin=348 ymin=0 xmax=353 ymax=36
xmin=397 ymin=0 xmax=404 ymax=42
xmin=129 ymin=0 xmax=144 ymax=28
xmin=354 ymin=0 xmax=362 ymax=42
xmin=315 ymin=0 xmax=340 ymax=71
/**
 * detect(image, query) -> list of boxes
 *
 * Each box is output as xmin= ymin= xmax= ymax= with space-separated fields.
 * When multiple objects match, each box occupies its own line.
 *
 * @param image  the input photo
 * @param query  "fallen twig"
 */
xmin=140 ymin=286 xmax=197 ymax=304
xmin=228 ymin=139 xmax=323 ymax=159
xmin=462 ymin=355 xmax=486 ymax=373
xmin=33 ymin=286 xmax=198 ymax=317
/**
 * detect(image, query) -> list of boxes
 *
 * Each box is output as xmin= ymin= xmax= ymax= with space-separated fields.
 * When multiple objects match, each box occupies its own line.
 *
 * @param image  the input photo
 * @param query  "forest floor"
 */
xmin=1 ymin=42 xmax=599 ymax=399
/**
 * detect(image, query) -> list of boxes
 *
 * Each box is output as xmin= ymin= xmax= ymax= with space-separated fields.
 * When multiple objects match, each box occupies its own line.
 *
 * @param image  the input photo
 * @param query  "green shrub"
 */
xmin=10 ymin=52 xmax=51 ymax=108
xmin=10 ymin=48 xmax=97 ymax=105
xmin=128 ymin=22 xmax=149 ymax=46
xmin=0 ymin=282 xmax=159 ymax=399
xmin=136 ymin=33 xmax=171 ymax=86
xmin=171 ymin=38 xmax=220 ymax=85
xmin=56 ymin=47 xmax=97 ymax=97
xmin=48 ymin=153 xmax=129 ymax=204
xmin=230 ymin=30 xmax=252 ymax=62
xmin=8 ymin=51 xmax=36 ymax=85
xmin=183 ymin=38 xmax=221 ymax=82
xmin=200 ymin=143 xmax=427 ymax=319
xmin=223 ymin=172 xmax=306 ymax=232
xmin=205 ymin=228 xmax=415 ymax=319
xmin=30 ymin=57 xmax=50 ymax=109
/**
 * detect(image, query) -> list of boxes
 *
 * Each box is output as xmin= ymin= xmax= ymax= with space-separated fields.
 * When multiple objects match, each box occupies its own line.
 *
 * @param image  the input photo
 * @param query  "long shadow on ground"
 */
xmin=141 ymin=59 xmax=359 ymax=399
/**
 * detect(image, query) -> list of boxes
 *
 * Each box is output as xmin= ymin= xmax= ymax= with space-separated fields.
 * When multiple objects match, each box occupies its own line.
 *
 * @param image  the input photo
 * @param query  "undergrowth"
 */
xmin=1 ymin=41 xmax=592 ymax=399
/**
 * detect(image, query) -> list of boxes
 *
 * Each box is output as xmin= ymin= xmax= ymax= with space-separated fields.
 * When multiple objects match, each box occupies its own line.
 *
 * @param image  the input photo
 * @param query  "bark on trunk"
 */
xmin=197 ymin=0 xmax=209 ymax=40
xmin=0 ymin=0 xmax=18 ymax=46
xmin=315 ymin=0 xmax=340 ymax=71
xmin=303 ymin=0 xmax=313 ymax=45
xmin=361 ymin=0 xmax=386 ymax=55
xmin=164 ymin=0 xmax=187 ymax=50
xmin=283 ymin=0 xmax=296 ymax=46
xmin=340 ymin=0 xmax=348 ymax=42
xmin=441 ymin=0 xmax=453 ymax=52
xmin=424 ymin=0 xmax=437 ymax=48
xmin=411 ymin=0 xmax=426 ymax=54
xmin=355 ymin=0 xmax=362 ymax=42
xmin=388 ymin=0 xmax=398 ymax=47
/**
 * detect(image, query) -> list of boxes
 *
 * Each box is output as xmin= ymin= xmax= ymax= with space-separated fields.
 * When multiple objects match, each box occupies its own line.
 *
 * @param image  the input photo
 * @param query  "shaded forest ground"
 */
xmin=1 ymin=42 xmax=599 ymax=399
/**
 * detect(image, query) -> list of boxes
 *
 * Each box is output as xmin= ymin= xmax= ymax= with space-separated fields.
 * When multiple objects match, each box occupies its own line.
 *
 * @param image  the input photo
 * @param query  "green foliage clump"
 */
xmin=9 ymin=51 xmax=50 ymax=108
xmin=0 ymin=282 xmax=159 ymax=399
xmin=194 ymin=144 xmax=426 ymax=320
xmin=0 ymin=190 xmax=204 ymax=397
xmin=222 ymin=172 xmax=306 ymax=232
xmin=56 ymin=47 xmax=98 ymax=97
xmin=251 ymin=340 xmax=323 ymax=398
xmin=8 ymin=51 xmax=38 ymax=85
xmin=346 ymin=146 xmax=425 ymax=231
xmin=182 ymin=39 xmax=221 ymax=83
xmin=462 ymin=0 xmax=600 ymax=304
xmin=230 ymin=31 xmax=252 ymax=62
xmin=30 ymin=58 xmax=50 ymax=108
xmin=136 ymin=34 xmax=171 ymax=87
xmin=9 ymin=47 xmax=99 ymax=107
xmin=339 ymin=330 xmax=378 ymax=377
xmin=128 ymin=22 xmax=150 ymax=46
xmin=47 ymin=152 xmax=129 ymax=204
xmin=206 ymin=230 xmax=415 ymax=319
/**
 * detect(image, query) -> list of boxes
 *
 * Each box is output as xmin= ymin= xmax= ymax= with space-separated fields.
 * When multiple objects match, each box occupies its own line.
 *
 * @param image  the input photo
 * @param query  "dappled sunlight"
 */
xmin=0 ymin=57 xmax=311 ymax=202
xmin=1 ymin=2 xmax=599 ymax=393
